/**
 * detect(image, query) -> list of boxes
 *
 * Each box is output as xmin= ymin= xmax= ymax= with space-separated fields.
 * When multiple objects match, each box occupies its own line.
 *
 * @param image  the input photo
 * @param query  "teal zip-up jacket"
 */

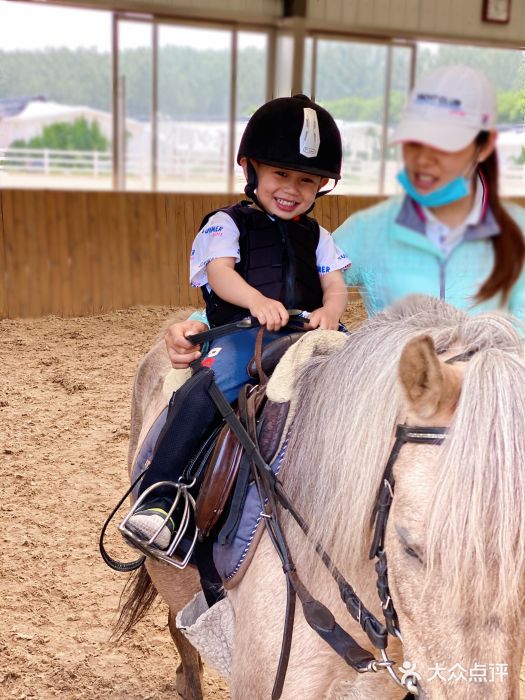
xmin=333 ymin=195 xmax=525 ymax=322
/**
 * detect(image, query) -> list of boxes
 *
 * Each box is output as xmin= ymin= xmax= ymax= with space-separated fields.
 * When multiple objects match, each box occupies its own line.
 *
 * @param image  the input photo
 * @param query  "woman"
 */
xmin=165 ymin=64 xmax=525 ymax=366
xmin=333 ymin=63 xmax=525 ymax=320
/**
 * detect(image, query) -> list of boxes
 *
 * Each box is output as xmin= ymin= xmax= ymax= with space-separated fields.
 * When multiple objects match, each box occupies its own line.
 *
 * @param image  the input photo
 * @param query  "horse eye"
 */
xmin=403 ymin=544 xmax=420 ymax=560
xmin=395 ymin=524 xmax=424 ymax=564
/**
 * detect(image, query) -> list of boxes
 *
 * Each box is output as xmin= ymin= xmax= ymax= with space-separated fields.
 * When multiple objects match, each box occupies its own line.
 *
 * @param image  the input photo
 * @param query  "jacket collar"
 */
xmin=394 ymin=194 xmax=500 ymax=245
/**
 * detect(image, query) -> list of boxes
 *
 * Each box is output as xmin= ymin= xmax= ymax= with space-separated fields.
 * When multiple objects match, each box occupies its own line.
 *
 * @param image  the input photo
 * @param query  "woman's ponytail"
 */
xmin=475 ymin=131 xmax=525 ymax=304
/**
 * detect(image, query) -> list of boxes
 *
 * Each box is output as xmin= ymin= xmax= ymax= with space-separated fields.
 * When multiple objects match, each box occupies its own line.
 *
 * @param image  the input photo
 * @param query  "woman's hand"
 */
xmin=165 ymin=320 xmax=208 ymax=369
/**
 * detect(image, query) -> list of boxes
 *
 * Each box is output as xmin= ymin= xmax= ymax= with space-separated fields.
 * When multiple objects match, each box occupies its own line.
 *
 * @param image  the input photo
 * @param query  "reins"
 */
xmin=186 ymin=311 xmax=310 ymax=346
xmin=99 ymin=470 xmax=146 ymax=573
xmin=271 ymin=425 xmax=449 ymax=698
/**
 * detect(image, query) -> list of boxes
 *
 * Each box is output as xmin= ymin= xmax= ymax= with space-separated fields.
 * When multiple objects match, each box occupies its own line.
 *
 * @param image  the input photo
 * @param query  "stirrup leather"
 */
xmin=119 ymin=480 xmax=198 ymax=569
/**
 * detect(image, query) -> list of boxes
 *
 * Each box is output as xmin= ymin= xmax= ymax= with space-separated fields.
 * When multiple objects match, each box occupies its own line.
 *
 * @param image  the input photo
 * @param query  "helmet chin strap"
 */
xmin=301 ymin=179 xmax=338 ymax=216
xmin=244 ymin=160 xmax=338 ymax=218
xmin=307 ymin=180 xmax=337 ymax=213
xmin=244 ymin=160 xmax=265 ymax=212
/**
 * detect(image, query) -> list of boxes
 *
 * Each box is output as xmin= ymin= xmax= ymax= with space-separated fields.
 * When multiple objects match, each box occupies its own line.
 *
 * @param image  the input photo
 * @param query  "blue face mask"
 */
xmin=396 ymin=168 xmax=471 ymax=208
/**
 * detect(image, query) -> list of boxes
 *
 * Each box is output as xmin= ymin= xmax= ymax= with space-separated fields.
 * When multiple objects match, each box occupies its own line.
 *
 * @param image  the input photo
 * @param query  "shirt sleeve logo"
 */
xmin=202 ymin=225 xmax=224 ymax=235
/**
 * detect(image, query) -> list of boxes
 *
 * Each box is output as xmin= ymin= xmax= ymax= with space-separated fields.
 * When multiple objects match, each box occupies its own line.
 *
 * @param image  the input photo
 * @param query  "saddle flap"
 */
xmin=195 ymin=383 xmax=270 ymax=539
xmin=196 ymin=391 xmax=291 ymax=552
xmin=195 ymin=423 xmax=245 ymax=538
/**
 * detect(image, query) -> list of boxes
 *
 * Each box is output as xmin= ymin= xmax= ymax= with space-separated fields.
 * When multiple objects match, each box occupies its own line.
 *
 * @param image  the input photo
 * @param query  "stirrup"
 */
xmin=119 ymin=480 xmax=199 ymax=569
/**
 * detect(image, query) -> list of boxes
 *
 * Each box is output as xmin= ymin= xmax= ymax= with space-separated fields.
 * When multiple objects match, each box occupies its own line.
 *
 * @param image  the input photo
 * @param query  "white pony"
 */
xmin=116 ymin=296 xmax=525 ymax=699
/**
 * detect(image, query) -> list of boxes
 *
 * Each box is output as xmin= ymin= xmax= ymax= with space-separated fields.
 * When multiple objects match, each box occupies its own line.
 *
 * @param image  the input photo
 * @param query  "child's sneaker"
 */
xmin=126 ymin=506 xmax=174 ymax=550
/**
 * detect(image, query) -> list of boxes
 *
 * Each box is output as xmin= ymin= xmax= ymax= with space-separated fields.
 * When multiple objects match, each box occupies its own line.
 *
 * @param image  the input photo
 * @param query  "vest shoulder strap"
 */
xmin=199 ymin=202 xmax=320 ymax=246
xmin=198 ymin=200 xmax=252 ymax=232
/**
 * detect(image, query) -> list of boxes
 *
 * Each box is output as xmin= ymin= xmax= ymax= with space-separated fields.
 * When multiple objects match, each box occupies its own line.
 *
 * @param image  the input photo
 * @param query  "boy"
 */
xmin=125 ymin=94 xmax=350 ymax=551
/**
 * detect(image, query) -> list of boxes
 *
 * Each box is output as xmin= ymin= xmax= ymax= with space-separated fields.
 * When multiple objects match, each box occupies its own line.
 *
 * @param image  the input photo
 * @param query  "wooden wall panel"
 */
xmin=183 ymin=198 xmax=199 ymax=306
xmin=6 ymin=191 xmax=33 ymax=318
xmin=0 ymin=192 xmax=6 ymax=318
xmin=26 ymin=191 xmax=45 ymax=317
xmin=0 ymin=189 xmax=524 ymax=319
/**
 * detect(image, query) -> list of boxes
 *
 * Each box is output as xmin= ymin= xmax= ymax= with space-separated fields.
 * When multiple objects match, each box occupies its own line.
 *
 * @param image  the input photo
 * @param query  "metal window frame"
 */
xmin=16 ymin=1 xmax=524 ymax=195
xmin=306 ymin=31 xmax=416 ymax=194
xmin=112 ymin=11 xmax=275 ymax=192
xmin=228 ymin=27 xmax=238 ymax=193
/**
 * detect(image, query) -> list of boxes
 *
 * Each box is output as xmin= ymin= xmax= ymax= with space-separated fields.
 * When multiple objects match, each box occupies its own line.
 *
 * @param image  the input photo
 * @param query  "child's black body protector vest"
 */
xmin=201 ymin=202 xmax=324 ymax=327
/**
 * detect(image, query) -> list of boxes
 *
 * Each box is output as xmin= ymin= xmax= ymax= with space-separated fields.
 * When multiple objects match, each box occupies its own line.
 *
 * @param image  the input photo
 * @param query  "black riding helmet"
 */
xmin=237 ymin=94 xmax=342 ymax=210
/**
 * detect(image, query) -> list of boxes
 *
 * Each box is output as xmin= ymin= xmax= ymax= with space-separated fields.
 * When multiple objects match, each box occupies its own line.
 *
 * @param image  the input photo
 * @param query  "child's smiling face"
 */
xmin=242 ymin=159 xmax=328 ymax=219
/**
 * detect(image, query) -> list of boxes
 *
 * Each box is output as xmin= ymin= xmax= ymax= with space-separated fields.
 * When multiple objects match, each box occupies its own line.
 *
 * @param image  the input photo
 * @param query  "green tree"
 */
xmin=320 ymin=90 xmax=406 ymax=123
xmin=0 ymin=48 xmax=111 ymax=111
xmin=1 ymin=43 xmax=523 ymax=125
xmin=10 ymin=118 xmax=109 ymax=151
xmin=498 ymin=91 xmax=525 ymax=123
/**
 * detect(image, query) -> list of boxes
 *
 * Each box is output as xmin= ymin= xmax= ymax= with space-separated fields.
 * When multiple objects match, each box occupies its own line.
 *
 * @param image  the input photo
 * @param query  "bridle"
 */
xmin=261 ymin=422 xmax=447 ymax=698
xmin=367 ymin=423 xmax=448 ymax=695
xmin=227 ymin=348 xmax=473 ymax=699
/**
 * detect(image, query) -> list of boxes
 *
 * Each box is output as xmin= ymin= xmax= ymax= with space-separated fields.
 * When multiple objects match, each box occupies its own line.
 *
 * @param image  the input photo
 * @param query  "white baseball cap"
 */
xmin=390 ymin=64 xmax=497 ymax=152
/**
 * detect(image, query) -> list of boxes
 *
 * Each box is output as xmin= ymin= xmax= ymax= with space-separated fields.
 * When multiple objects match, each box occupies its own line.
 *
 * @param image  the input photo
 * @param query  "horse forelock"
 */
xmin=279 ymin=295 xmax=525 ymax=607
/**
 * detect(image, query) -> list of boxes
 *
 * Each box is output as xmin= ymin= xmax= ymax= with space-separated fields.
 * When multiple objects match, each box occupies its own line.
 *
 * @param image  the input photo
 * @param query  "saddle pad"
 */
xmin=162 ymin=367 xmax=192 ymax=402
xmin=266 ymin=329 xmax=346 ymax=404
xmin=213 ymin=437 xmax=289 ymax=588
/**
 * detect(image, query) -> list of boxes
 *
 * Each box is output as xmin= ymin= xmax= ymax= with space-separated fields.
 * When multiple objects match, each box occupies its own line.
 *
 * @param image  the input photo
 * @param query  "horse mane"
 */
xmin=280 ymin=294 xmax=525 ymax=615
xmin=426 ymin=346 xmax=525 ymax=615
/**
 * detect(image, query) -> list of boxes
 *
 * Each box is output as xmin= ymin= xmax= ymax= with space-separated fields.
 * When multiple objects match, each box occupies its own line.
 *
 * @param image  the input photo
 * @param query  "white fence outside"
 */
xmin=1 ymin=145 xmax=525 ymax=196
xmin=0 ymin=147 xmax=230 ymax=176
xmin=0 ymin=147 xmax=112 ymax=175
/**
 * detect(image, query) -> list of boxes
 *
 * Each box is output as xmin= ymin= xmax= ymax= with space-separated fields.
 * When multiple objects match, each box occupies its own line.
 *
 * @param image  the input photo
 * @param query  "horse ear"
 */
xmin=398 ymin=335 xmax=460 ymax=419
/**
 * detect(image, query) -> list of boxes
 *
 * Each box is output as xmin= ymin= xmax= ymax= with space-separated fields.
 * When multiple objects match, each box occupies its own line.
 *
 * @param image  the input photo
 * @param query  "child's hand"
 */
xmin=305 ymin=307 xmax=341 ymax=331
xmin=249 ymin=294 xmax=289 ymax=331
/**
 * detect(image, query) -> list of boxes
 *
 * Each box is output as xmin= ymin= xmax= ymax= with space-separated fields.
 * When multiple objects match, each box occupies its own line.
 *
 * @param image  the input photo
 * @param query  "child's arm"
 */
xmin=307 ymin=270 xmax=348 ymax=330
xmin=207 ymin=257 xmax=289 ymax=331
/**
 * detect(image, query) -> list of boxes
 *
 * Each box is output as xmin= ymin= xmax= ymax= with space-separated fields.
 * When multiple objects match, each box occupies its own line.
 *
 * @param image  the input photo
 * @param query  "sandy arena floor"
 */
xmin=0 ymin=306 xmax=230 ymax=700
xmin=1 ymin=301 xmax=524 ymax=699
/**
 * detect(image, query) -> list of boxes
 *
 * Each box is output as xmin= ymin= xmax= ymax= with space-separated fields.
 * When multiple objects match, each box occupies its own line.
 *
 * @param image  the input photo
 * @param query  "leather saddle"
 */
xmin=194 ymin=331 xmax=300 ymax=539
